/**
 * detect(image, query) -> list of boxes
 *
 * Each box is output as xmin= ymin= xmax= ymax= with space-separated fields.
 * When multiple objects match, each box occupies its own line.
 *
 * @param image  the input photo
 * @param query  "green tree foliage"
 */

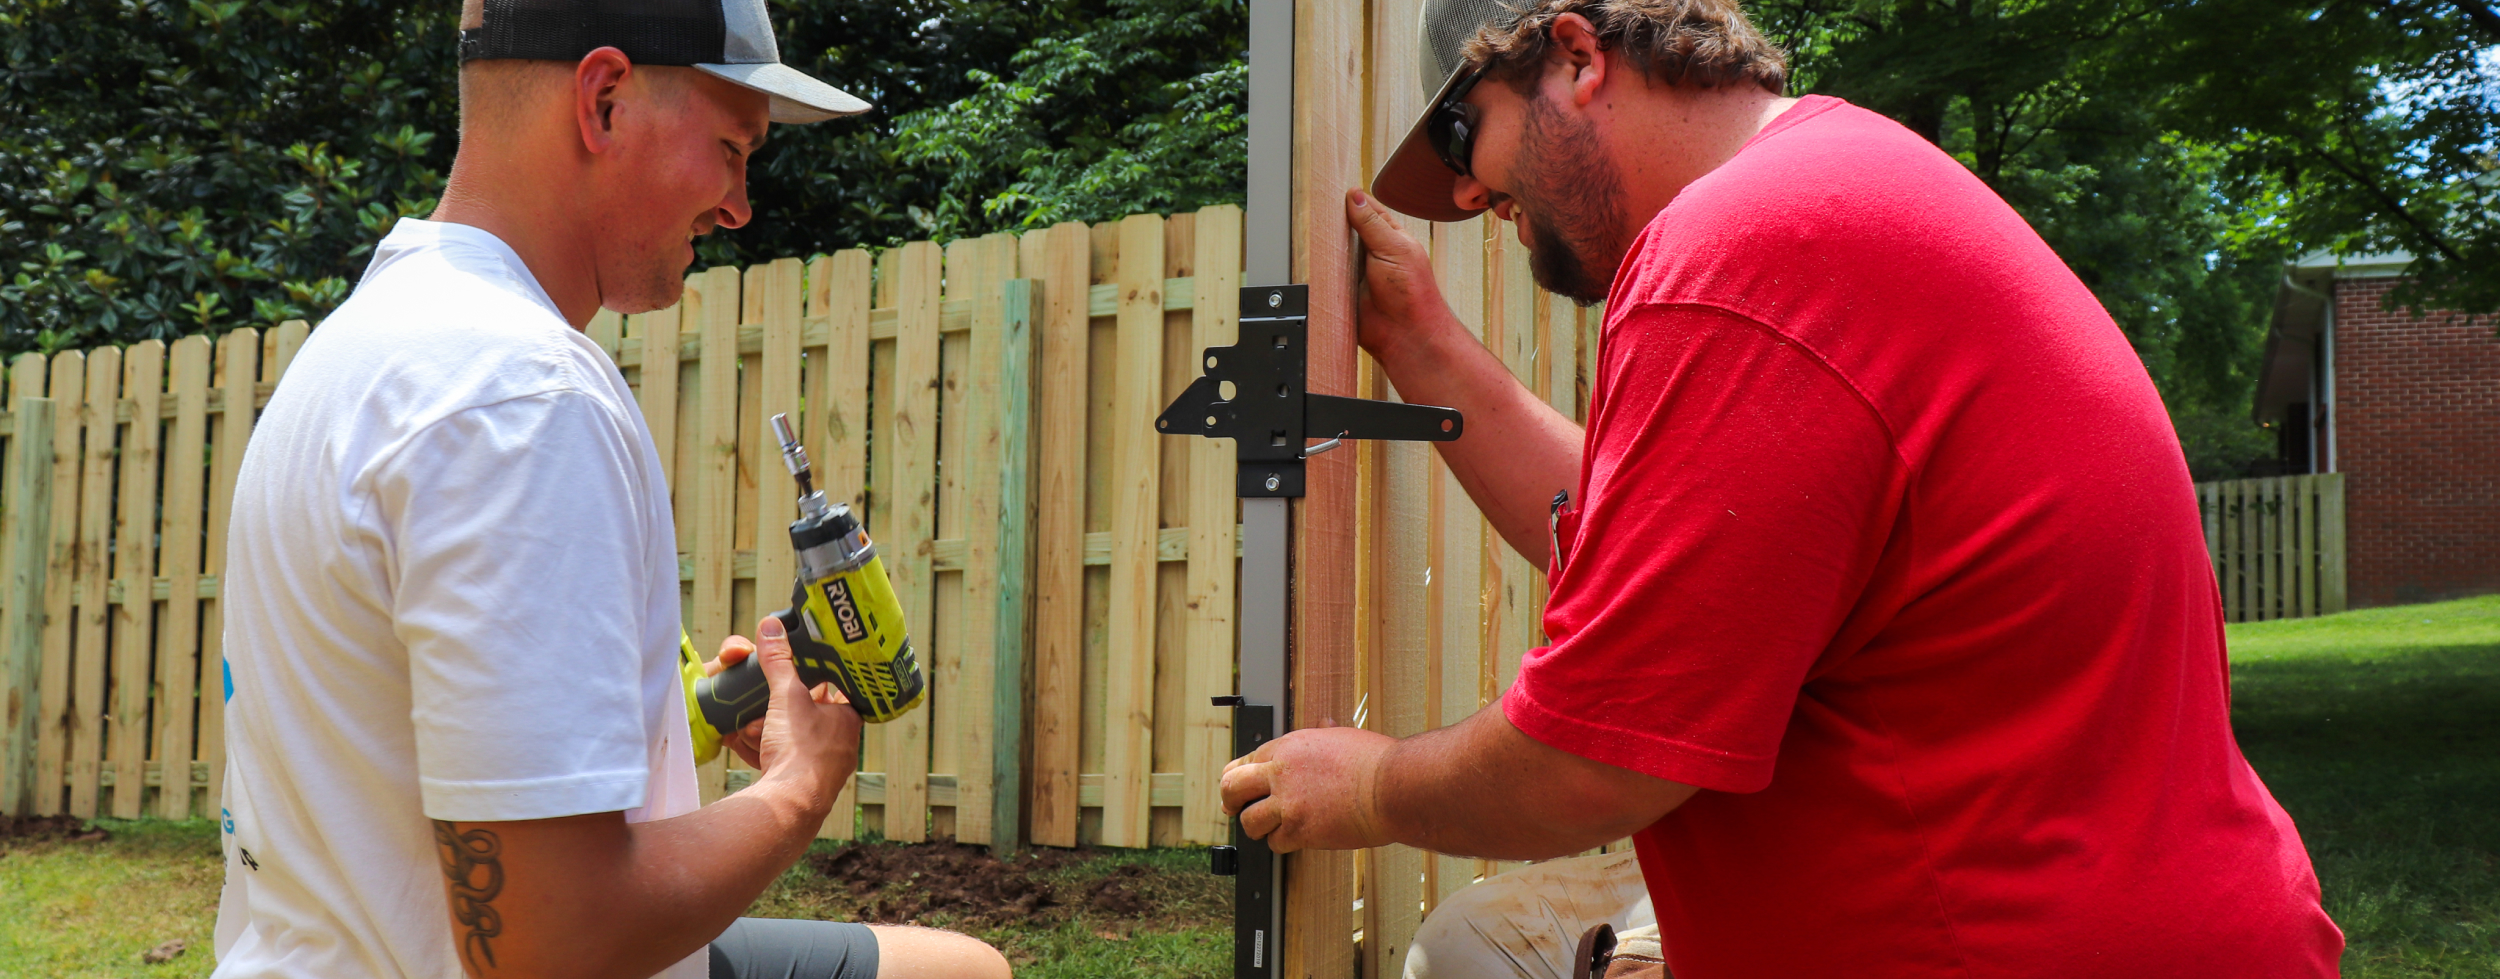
xmin=1755 ymin=1 xmax=2497 ymax=477
xmin=726 ymin=0 xmax=1245 ymax=259
xmin=0 ymin=0 xmax=456 ymax=352
xmin=0 ymin=0 xmax=1243 ymax=352
xmin=2 ymin=0 xmax=2482 ymax=483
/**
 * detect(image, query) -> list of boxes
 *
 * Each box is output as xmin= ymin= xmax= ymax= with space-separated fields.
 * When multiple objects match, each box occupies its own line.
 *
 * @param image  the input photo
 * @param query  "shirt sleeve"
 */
xmin=1505 ymin=304 xmax=1905 ymax=794
xmin=372 ymin=390 xmax=663 ymax=822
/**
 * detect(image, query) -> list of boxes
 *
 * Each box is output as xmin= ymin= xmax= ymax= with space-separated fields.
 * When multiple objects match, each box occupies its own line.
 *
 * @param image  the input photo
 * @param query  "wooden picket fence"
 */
xmin=0 ymin=201 xmax=1610 ymax=888
xmin=2196 ymin=473 xmax=2348 ymax=623
xmin=0 ymin=207 xmax=1256 ymax=852
xmin=0 ymin=324 xmax=303 ymax=821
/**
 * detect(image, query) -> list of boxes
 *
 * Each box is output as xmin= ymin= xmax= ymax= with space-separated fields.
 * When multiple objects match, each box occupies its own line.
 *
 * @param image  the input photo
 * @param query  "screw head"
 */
xmin=1264 ymin=474 xmax=1281 ymax=491
xmin=1267 ymin=291 xmax=1283 ymax=308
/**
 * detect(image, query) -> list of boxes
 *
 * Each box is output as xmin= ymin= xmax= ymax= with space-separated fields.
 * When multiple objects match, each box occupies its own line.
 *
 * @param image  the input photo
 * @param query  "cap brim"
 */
xmin=1369 ymin=67 xmax=1485 ymax=223
xmin=696 ymin=62 xmax=872 ymax=124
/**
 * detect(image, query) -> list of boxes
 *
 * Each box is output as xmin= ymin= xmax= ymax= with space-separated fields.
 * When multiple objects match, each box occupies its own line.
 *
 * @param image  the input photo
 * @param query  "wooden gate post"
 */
xmin=0 ymin=397 xmax=55 ymax=815
xmin=1288 ymin=0 xmax=1365 ymax=976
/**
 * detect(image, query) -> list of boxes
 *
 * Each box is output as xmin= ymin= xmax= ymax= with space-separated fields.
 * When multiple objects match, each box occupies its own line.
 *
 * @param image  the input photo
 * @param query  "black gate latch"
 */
xmin=1157 ymin=285 xmax=1463 ymax=498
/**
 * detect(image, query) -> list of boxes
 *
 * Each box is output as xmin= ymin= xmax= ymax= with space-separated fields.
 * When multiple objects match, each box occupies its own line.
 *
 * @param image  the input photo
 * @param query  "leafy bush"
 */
xmin=0 ymin=0 xmax=1244 ymax=354
xmin=0 ymin=0 xmax=454 ymax=352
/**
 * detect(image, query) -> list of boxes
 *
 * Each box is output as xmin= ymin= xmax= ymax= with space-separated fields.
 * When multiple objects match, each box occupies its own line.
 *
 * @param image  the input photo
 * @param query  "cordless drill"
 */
xmin=681 ymin=413 xmax=925 ymax=764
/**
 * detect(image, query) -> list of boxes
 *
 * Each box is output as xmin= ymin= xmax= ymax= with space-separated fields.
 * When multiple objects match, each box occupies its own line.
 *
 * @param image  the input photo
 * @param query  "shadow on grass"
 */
xmin=2233 ymin=635 xmax=2500 ymax=977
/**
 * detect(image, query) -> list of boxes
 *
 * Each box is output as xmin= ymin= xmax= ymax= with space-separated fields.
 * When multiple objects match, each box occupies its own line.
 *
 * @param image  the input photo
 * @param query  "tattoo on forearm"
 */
xmin=432 ymin=820 xmax=506 ymax=974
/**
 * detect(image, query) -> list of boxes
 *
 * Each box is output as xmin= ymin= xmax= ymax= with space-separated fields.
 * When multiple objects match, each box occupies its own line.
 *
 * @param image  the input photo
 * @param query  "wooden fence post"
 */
xmin=991 ymin=277 xmax=1041 ymax=854
xmin=0 ymin=397 xmax=55 ymax=815
xmin=1290 ymin=0 xmax=1365 ymax=969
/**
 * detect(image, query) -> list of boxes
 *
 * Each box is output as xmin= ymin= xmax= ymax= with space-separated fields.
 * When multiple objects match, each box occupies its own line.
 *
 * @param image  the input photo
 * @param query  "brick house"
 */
xmin=2255 ymin=251 xmax=2500 ymax=607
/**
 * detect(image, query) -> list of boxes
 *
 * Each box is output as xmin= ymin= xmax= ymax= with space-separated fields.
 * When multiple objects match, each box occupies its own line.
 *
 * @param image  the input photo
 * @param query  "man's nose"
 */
xmin=714 ymin=173 xmax=754 ymax=231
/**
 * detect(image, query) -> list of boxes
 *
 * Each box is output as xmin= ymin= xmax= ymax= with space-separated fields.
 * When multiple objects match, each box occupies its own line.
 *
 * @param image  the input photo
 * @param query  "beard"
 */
xmin=1513 ymin=93 xmax=1632 ymax=306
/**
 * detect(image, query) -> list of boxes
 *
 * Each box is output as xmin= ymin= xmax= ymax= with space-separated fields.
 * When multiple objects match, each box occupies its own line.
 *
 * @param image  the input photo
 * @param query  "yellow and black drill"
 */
xmin=682 ymin=413 xmax=925 ymax=763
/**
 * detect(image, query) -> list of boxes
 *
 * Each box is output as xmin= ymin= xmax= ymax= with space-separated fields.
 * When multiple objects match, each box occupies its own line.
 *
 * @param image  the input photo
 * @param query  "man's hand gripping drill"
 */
xmin=700 ymin=619 xmax=861 ymax=781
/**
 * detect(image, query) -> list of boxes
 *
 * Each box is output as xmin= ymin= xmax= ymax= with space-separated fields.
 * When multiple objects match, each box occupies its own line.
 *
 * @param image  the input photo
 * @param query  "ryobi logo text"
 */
xmin=820 ymin=577 xmax=871 ymax=644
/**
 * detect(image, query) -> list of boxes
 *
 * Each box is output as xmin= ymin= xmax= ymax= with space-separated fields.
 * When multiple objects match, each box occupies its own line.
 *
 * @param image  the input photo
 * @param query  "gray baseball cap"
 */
xmin=1370 ymin=0 xmax=1530 ymax=222
xmin=459 ymin=0 xmax=871 ymax=124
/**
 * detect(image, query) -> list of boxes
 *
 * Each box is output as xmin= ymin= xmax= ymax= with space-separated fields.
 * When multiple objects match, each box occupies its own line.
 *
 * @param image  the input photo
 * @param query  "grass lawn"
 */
xmin=0 ymin=820 xmax=1226 ymax=979
xmin=2230 ymin=593 xmax=2500 ymax=977
xmin=6 ymin=593 xmax=2497 ymax=977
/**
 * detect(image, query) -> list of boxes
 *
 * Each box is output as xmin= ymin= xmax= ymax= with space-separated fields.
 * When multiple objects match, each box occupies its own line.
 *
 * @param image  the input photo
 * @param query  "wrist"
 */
xmin=1366 ymin=310 xmax=1462 ymax=387
xmin=751 ymin=765 xmax=837 ymax=829
xmin=1357 ymin=738 xmax=1402 ymax=847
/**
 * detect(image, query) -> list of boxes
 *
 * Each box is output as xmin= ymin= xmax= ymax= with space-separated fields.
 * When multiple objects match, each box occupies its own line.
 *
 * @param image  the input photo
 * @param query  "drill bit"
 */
xmin=769 ymin=412 xmax=814 ymax=496
xmin=770 ymin=413 xmax=835 ymax=523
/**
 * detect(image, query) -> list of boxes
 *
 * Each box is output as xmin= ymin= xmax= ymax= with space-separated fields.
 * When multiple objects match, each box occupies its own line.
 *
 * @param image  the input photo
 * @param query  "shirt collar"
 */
xmin=362 ymin=218 xmax=567 ymax=323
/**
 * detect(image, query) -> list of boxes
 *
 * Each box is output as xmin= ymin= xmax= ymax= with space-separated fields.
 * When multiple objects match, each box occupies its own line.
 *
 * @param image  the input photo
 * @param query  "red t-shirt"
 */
xmin=1505 ymin=96 xmax=2342 ymax=977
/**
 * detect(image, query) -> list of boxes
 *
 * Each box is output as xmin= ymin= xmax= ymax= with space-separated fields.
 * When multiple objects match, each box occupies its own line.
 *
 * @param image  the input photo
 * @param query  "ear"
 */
xmin=574 ymin=46 xmax=635 ymax=155
xmin=1545 ymin=13 xmax=1608 ymax=108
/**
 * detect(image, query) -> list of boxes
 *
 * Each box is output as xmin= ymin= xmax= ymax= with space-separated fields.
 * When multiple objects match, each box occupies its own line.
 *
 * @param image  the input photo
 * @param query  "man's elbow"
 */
xmin=1542 ymin=762 xmax=1697 ymax=852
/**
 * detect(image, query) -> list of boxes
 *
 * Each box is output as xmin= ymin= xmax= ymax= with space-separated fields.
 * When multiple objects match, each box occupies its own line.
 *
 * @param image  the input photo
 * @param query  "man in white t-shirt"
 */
xmin=212 ymin=2 xmax=1012 ymax=978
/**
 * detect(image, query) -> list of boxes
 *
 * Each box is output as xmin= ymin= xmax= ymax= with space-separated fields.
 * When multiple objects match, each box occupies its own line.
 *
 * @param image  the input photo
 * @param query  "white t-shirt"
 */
xmin=212 ymin=219 xmax=705 ymax=979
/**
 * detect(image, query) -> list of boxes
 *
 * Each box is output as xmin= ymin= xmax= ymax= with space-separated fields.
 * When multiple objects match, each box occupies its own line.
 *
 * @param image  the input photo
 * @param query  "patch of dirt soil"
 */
xmin=811 ymin=842 xmax=1082 ymax=927
xmin=806 ymin=842 xmax=1224 ymax=932
xmin=0 ymin=815 xmax=109 ymax=847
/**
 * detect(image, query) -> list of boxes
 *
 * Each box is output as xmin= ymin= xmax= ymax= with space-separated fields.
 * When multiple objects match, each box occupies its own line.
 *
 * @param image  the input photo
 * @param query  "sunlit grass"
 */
xmin=0 ymin=818 xmax=222 ymax=978
xmin=2231 ymin=594 xmax=2500 ymax=977
xmin=13 ymin=595 xmax=2497 ymax=978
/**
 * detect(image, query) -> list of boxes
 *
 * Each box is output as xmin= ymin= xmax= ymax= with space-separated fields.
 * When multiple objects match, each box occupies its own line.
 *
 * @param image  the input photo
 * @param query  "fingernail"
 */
xmin=760 ymin=617 xmax=785 ymax=639
xmin=1351 ymin=190 xmax=1368 ymax=207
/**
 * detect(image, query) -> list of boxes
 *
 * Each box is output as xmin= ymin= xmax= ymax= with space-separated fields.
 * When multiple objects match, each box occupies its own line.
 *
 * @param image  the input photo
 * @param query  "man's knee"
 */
xmin=870 ymin=924 xmax=1012 ymax=979
xmin=1404 ymin=852 xmax=1652 ymax=979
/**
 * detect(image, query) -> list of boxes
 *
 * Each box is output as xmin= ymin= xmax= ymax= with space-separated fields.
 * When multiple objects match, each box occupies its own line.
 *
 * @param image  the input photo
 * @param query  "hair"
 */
xmin=1464 ymin=0 xmax=1788 ymax=96
xmin=457 ymin=59 xmax=702 ymax=142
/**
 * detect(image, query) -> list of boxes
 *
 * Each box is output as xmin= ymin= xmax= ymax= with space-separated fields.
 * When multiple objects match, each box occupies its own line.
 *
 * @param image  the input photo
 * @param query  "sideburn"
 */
xmin=1516 ymin=94 xmax=1630 ymax=306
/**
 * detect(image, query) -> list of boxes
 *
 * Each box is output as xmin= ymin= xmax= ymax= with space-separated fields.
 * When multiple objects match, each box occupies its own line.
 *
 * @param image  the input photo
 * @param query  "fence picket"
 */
xmin=1029 ymin=222 xmax=1092 ymax=847
xmin=111 ymin=341 xmax=165 ymax=819
xmin=1101 ymin=214 xmax=1166 ymax=848
xmin=587 ymin=309 xmax=623 ymax=361
xmin=32 ymin=354 xmax=77 ymax=816
xmin=0 ymin=397 xmax=53 ymax=814
xmin=753 ymin=258 xmax=804 ymax=670
xmin=814 ymin=250 xmax=872 ymax=841
xmin=1182 ymin=205 xmax=1241 ymax=844
xmin=156 ymin=337 xmax=210 ymax=818
xmin=952 ymin=234 xmax=1016 ymax=846
xmin=691 ymin=266 xmax=741 ymax=804
xmin=884 ymin=241 xmax=943 ymax=842
xmin=66 ymin=348 xmax=118 ymax=818
xmin=2291 ymin=475 xmax=2311 ymax=620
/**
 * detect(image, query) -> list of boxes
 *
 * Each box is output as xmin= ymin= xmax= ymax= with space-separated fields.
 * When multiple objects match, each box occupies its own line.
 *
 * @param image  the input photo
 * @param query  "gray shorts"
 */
xmin=709 ymin=917 xmax=880 ymax=979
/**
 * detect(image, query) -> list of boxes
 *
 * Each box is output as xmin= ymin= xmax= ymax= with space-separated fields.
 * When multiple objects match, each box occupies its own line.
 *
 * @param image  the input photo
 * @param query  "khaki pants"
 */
xmin=1402 ymin=851 xmax=1666 ymax=979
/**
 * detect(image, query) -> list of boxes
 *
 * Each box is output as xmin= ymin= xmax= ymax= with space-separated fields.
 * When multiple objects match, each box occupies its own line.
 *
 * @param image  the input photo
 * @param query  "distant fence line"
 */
xmin=2196 ymin=473 xmax=2347 ymax=623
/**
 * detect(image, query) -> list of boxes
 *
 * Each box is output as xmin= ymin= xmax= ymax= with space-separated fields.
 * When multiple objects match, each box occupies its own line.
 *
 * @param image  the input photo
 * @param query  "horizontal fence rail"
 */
xmin=2197 ymin=473 xmax=2348 ymax=623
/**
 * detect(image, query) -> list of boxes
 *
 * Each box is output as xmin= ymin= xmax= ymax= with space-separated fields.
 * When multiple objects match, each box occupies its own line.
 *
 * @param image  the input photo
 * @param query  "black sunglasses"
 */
xmin=1428 ymin=69 xmax=1486 ymax=177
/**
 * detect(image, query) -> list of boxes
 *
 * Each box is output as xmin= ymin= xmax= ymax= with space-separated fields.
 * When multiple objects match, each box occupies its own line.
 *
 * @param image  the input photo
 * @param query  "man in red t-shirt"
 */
xmin=1217 ymin=1 xmax=2343 ymax=975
